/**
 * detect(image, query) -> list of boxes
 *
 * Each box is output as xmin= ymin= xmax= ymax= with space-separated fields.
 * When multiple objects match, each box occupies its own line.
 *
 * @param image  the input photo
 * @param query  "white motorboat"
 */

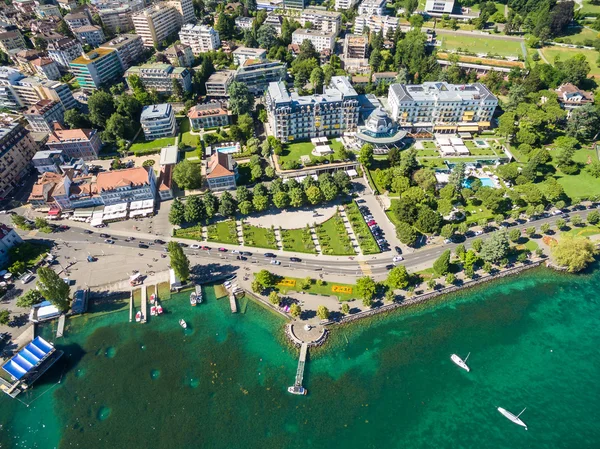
xmin=135 ymin=311 xmax=142 ymax=322
xmin=190 ymin=292 xmax=197 ymax=306
xmin=150 ymin=294 xmax=156 ymax=304
xmin=150 ymin=305 xmax=157 ymax=316
xmin=450 ymin=352 xmax=471 ymax=372
xmin=287 ymin=386 xmax=307 ymax=395
xmin=497 ymin=407 xmax=528 ymax=430
xmin=179 ymin=319 xmax=187 ymax=329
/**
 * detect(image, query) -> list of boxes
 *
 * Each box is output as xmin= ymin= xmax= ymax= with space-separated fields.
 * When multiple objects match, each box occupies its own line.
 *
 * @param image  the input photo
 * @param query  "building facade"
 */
xmin=291 ymin=29 xmax=335 ymax=53
xmin=96 ymin=166 xmax=156 ymax=206
xmin=234 ymin=60 xmax=286 ymax=96
xmin=556 ymin=83 xmax=594 ymax=112
xmin=354 ymin=14 xmax=399 ymax=35
xmin=265 ymin=76 xmax=360 ymax=142
xmin=343 ymin=34 xmax=368 ymax=59
xmin=205 ymin=70 xmax=234 ymax=96
xmin=24 ymin=100 xmax=65 ymax=133
xmin=163 ymin=43 xmax=194 ymax=67
xmin=69 ymin=48 xmax=124 ymax=89
xmin=358 ymin=0 xmax=387 ymax=15
xmin=46 ymin=125 xmax=102 ymax=160
xmin=47 ymin=38 xmax=83 ymax=70
xmin=63 ymin=11 xmax=92 ymax=31
xmin=0 ymin=123 xmax=38 ymax=198
xmin=97 ymin=0 xmax=146 ymax=33
xmin=206 ymin=151 xmax=237 ymax=191
xmin=132 ymin=3 xmax=182 ymax=48
xmin=188 ymin=103 xmax=230 ymax=131
xmin=335 ymin=0 xmax=359 ymax=10
xmin=99 ymin=34 xmax=144 ymax=70
xmin=179 ymin=24 xmax=220 ymax=55
xmin=0 ymin=225 xmax=23 ymax=268
xmin=232 ymin=46 xmax=266 ymax=66
xmin=388 ymin=82 xmax=498 ymax=131
xmin=425 ymin=0 xmax=455 ymax=14
xmin=140 ymin=103 xmax=177 ymax=139
xmin=235 ymin=16 xmax=254 ymax=30
xmin=300 ymin=9 xmax=342 ymax=36
xmin=0 ymin=31 xmax=26 ymax=53
xmin=36 ymin=4 xmax=62 ymax=18
xmin=124 ymin=63 xmax=192 ymax=94
xmin=73 ymin=25 xmax=106 ymax=47
xmin=30 ymin=57 xmax=61 ymax=81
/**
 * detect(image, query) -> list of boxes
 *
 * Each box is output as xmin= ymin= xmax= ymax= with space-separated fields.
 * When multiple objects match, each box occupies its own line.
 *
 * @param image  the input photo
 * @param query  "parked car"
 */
xmin=83 ymin=229 xmax=93 ymax=234
xmin=20 ymin=272 xmax=34 ymax=284
xmin=201 ymin=246 xmax=211 ymax=250
xmin=178 ymin=242 xmax=188 ymax=248
xmin=290 ymin=257 xmax=302 ymax=262
xmin=190 ymin=244 xmax=201 ymax=249
xmin=154 ymin=239 xmax=165 ymax=244
xmin=394 ymin=246 xmax=402 ymax=255
xmin=393 ymin=255 xmax=404 ymax=262
xmin=270 ymin=259 xmax=281 ymax=265
xmin=356 ymin=199 xmax=366 ymax=204
xmin=218 ymin=247 xmax=227 ymax=252
xmin=231 ymin=250 xmax=240 ymax=254
xmin=87 ymin=255 xmax=96 ymax=262
xmin=105 ymin=239 xmax=114 ymax=244
xmin=138 ymin=243 xmax=148 ymax=249
xmin=59 ymin=225 xmax=69 ymax=230
xmin=241 ymin=251 xmax=253 ymax=256
xmin=367 ymin=220 xmax=376 ymax=226
xmin=385 ymin=264 xmax=395 ymax=270
xmin=264 ymin=253 xmax=276 ymax=258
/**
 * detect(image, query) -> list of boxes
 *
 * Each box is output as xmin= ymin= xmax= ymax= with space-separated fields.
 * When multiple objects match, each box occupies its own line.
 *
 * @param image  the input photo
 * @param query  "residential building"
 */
xmin=0 ymin=225 xmax=23 ymax=268
xmin=57 ymin=0 xmax=79 ymax=11
xmin=234 ymin=60 xmax=286 ymax=96
xmin=555 ymin=83 xmax=594 ymax=112
xmin=30 ymin=57 xmax=60 ymax=80
xmin=206 ymin=151 xmax=237 ymax=191
xmin=24 ymin=100 xmax=65 ymax=133
xmin=300 ymin=9 xmax=342 ymax=36
xmin=47 ymin=38 xmax=83 ymax=70
xmin=164 ymin=43 xmax=194 ymax=67
xmin=13 ymin=49 xmax=44 ymax=75
xmin=179 ymin=24 xmax=220 ymax=56
xmin=291 ymin=29 xmax=335 ymax=53
xmin=140 ymin=103 xmax=177 ymax=140
xmin=32 ymin=149 xmax=66 ymax=174
xmin=235 ymin=16 xmax=254 ymax=30
xmin=168 ymin=0 xmax=195 ymax=24
xmin=96 ymin=166 xmax=156 ymax=206
xmin=388 ymin=82 xmax=498 ymax=131
xmin=282 ymin=0 xmax=304 ymax=8
xmin=12 ymin=0 xmax=36 ymax=14
xmin=97 ymin=0 xmax=146 ymax=33
xmin=188 ymin=102 xmax=229 ymax=131
xmin=0 ymin=67 xmax=24 ymax=110
xmin=29 ymin=171 xmax=100 ymax=210
xmin=99 ymin=34 xmax=144 ymax=70
xmin=205 ymin=70 xmax=234 ymax=96
xmin=124 ymin=63 xmax=192 ymax=94
xmin=232 ymin=47 xmax=266 ymax=66
xmin=0 ymin=31 xmax=26 ymax=54
xmin=372 ymin=71 xmax=397 ymax=85
xmin=0 ymin=123 xmax=38 ymax=198
xmin=11 ymin=75 xmax=77 ymax=110
xmin=64 ymin=11 xmax=92 ymax=31
xmin=36 ymin=4 xmax=62 ymax=18
xmin=265 ymin=76 xmax=360 ymax=142
xmin=73 ymin=25 xmax=106 ymax=48
xmin=157 ymin=144 xmax=177 ymax=200
xmin=263 ymin=14 xmax=283 ymax=34
xmin=69 ymin=48 xmax=124 ymax=89
xmin=358 ymin=0 xmax=387 ymax=15
xmin=425 ymin=0 xmax=455 ymax=14
xmin=132 ymin=3 xmax=182 ymax=48
xmin=354 ymin=14 xmax=399 ymax=35
xmin=343 ymin=34 xmax=368 ymax=59
xmin=335 ymin=0 xmax=359 ymax=10
xmin=46 ymin=124 xmax=102 ymax=160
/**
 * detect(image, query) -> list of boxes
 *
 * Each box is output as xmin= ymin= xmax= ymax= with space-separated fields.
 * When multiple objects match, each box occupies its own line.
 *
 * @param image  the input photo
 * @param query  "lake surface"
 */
xmin=1 ymin=267 xmax=599 ymax=449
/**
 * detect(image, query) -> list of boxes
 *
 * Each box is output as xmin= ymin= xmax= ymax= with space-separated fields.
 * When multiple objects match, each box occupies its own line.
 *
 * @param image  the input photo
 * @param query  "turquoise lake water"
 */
xmin=1 ymin=267 xmax=599 ymax=449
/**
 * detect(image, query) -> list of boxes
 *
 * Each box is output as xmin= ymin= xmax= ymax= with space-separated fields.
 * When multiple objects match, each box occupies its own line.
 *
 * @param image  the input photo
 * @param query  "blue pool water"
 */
xmin=464 ymin=177 xmax=494 ymax=188
xmin=216 ymin=146 xmax=238 ymax=154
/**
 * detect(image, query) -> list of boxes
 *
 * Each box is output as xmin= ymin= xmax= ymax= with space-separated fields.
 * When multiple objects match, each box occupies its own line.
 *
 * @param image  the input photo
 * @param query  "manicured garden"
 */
xmin=345 ymin=202 xmax=380 ymax=255
xmin=130 ymin=136 xmax=176 ymax=155
xmin=207 ymin=220 xmax=238 ymax=244
xmin=439 ymin=34 xmax=524 ymax=58
xmin=278 ymin=141 xmax=315 ymax=164
xmin=315 ymin=213 xmax=356 ymax=255
xmin=275 ymin=276 xmax=356 ymax=301
xmin=174 ymin=225 xmax=203 ymax=240
xmin=280 ymin=226 xmax=317 ymax=253
xmin=553 ymin=148 xmax=600 ymax=198
xmin=242 ymin=223 xmax=278 ymax=249
xmin=179 ymin=118 xmax=199 ymax=148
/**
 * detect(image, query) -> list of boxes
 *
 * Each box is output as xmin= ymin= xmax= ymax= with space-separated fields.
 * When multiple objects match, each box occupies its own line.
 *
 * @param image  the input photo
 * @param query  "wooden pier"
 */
xmin=56 ymin=314 xmax=65 ymax=338
xmin=140 ymin=286 xmax=147 ymax=323
xmin=195 ymin=285 xmax=202 ymax=302
xmin=229 ymin=294 xmax=237 ymax=313
xmin=288 ymin=343 xmax=308 ymax=395
xmin=129 ymin=291 xmax=133 ymax=322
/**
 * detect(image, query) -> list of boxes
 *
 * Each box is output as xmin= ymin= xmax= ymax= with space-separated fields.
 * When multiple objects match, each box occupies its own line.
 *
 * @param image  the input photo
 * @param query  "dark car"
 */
xmin=241 ymin=251 xmax=253 ymax=256
xmin=290 ymin=257 xmax=302 ymax=262
xmin=264 ymin=253 xmax=276 ymax=258
xmin=138 ymin=243 xmax=149 ymax=249
xmin=236 ymin=255 xmax=247 ymax=261
xmin=394 ymin=246 xmax=402 ymax=255
xmin=154 ymin=239 xmax=165 ymax=244
xmin=178 ymin=242 xmax=188 ymax=248
xmin=99 ymin=233 xmax=110 ymax=238
xmin=385 ymin=264 xmax=395 ymax=270
xmin=83 ymin=229 xmax=93 ymax=234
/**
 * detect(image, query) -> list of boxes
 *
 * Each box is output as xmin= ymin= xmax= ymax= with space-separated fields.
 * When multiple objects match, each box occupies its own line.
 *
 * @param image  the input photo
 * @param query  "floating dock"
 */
xmin=56 ymin=314 xmax=65 ymax=338
xmin=288 ymin=343 xmax=308 ymax=395
xmin=129 ymin=291 xmax=133 ymax=322
xmin=195 ymin=285 xmax=202 ymax=303
xmin=229 ymin=294 xmax=237 ymax=313
xmin=140 ymin=287 xmax=147 ymax=323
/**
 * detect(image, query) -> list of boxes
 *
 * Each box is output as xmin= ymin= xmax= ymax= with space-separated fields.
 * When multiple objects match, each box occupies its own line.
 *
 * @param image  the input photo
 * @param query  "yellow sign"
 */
xmin=277 ymin=279 xmax=296 ymax=287
xmin=332 ymin=285 xmax=352 ymax=294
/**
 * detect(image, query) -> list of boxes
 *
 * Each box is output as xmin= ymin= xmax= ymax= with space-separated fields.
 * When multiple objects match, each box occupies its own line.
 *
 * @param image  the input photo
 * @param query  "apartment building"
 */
xmin=343 ymin=34 xmax=368 ymax=59
xmin=335 ymin=0 xmax=359 ymax=10
xmin=0 ymin=123 xmax=38 ymax=198
xmin=36 ymin=4 xmax=62 ymax=18
xmin=0 ymin=31 xmax=26 ymax=54
xmin=354 ymin=14 xmax=399 ymax=35
xmin=0 ymin=225 xmax=23 ymax=268
xmin=24 ymin=100 xmax=65 ymax=133
xmin=140 ymin=103 xmax=177 ymax=140
xmin=97 ymin=0 xmax=146 ymax=33
xmin=168 ymin=0 xmax=195 ymax=24
xmin=47 ymin=38 xmax=83 ymax=70
xmin=73 ymin=25 xmax=106 ymax=48
xmin=132 ymin=3 xmax=182 ymax=48
xmin=9 ymin=74 xmax=77 ymax=110
xmin=555 ymin=83 xmax=594 ymax=112
xmin=425 ymin=0 xmax=455 ymax=14
xmin=206 ymin=151 xmax=237 ymax=192
xmin=373 ymin=72 xmax=397 ymax=85
xmin=57 ymin=0 xmax=78 ymax=10
xmin=96 ymin=166 xmax=156 ymax=206
xmin=63 ymin=11 xmax=92 ymax=31
xmin=179 ymin=24 xmax=220 ymax=56
xmin=69 ymin=48 xmax=124 ymax=89
xmin=30 ymin=57 xmax=60 ymax=81
xmin=358 ymin=0 xmax=387 ymax=15
xmin=205 ymin=70 xmax=234 ymax=96
xmin=234 ymin=60 xmax=286 ymax=96
xmin=235 ymin=16 xmax=254 ymax=30
xmin=46 ymin=125 xmax=102 ymax=160
xmin=188 ymin=103 xmax=230 ymax=131
xmin=300 ymin=9 xmax=342 ymax=36
xmin=232 ymin=46 xmax=266 ymax=66
xmin=291 ymin=29 xmax=335 ymax=53
xmin=99 ymin=34 xmax=144 ymax=70
xmin=12 ymin=0 xmax=36 ymax=14
xmin=124 ymin=63 xmax=192 ymax=94
xmin=164 ymin=43 xmax=194 ymax=67
xmin=388 ymin=82 xmax=498 ymax=131
xmin=265 ymin=76 xmax=360 ymax=142
xmin=263 ymin=14 xmax=283 ymax=34
xmin=32 ymin=149 xmax=65 ymax=174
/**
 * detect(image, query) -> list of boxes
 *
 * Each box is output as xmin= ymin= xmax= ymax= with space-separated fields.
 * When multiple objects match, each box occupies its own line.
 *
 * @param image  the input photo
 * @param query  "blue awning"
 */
xmin=2 ymin=336 xmax=54 ymax=380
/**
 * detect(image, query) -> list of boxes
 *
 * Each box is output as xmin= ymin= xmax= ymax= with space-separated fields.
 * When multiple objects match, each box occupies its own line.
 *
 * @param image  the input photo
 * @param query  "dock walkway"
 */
xmin=295 ymin=343 xmax=308 ymax=386
xmin=140 ymin=286 xmax=147 ymax=323
xmin=56 ymin=314 xmax=65 ymax=338
xmin=229 ymin=294 xmax=237 ymax=313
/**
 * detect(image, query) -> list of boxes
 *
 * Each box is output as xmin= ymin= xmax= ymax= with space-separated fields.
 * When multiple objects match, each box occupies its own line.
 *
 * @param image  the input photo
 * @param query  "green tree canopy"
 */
xmin=168 ymin=242 xmax=190 ymax=282
xmin=552 ymin=235 xmax=597 ymax=272
xmin=36 ymin=267 xmax=70 ymax=312
xmin=356 ymin=276 xmax=377 ymax=301
xmin=173 ymin=160 xmax=203 ymax=190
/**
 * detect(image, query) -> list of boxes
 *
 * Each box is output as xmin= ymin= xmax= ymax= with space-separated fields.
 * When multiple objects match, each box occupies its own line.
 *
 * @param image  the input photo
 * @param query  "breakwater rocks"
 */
xmin=332 ymin=260 xmax=544 ymax=326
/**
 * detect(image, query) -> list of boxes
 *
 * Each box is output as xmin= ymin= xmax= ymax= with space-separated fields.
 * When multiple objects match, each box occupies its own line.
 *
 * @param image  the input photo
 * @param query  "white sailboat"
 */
xmin=450 ymin=352 xmax=471 ymax=372
xmin=497 ymin=407 xmax=528 ymax=430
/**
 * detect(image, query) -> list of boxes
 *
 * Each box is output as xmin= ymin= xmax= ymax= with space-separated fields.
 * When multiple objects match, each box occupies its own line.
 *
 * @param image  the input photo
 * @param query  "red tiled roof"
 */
xmin=96 ymin=166 xmax=149 ymax=191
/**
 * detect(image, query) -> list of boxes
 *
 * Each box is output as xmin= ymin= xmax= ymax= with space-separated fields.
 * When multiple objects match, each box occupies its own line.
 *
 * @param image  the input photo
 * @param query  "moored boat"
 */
xmin=450 ymin=352 xmax=470 ymax=372
xmin=150 ymin=294 xmax=156 ymax=304
xmin=179 ymin=319 xmax=187 ymax=329
xmin=150 ymin=305 xmax=157 ymax=316
xmin=157 ymin=304 xmax=163 ymax=314
xmin=497 ymin=407 xmax=528 ymax=430
xmin=287 ymin=386 xmax=307 ymax=395
xmin=190 ymin=292 xmax=197 ymax=306
xmin=135 ymin=311 xmax=142 ymax=322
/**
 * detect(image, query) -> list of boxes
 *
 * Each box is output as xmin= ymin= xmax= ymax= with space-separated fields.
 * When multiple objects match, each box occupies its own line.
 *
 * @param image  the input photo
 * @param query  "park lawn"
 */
xmin=315 ymin=214 xmax=356 ymax=255
xmin=540 ymin=46 xmax=600 ymax=77
xmin=174 ymin=225 xmax=203 ymax=240
xmin=421 ymin=141 xmax=437 ymax=150
xmin=551 ymin=149 xmax=600 ymax=199
xmin=464 ymin=203 xmax=495 ymax=224
xmin=281 ymin=227 xmax=317 ymax=253
xmin=419 ymin=157 xmax=448 ymax=168
xmin=275 ymin=276 xmax=356 ymax=301
xmin=130 ymin=136 xmax=176 ymax=155
xmin=179 ymin=118 xmax=199 ymax=148
xmin=345 ymin=202 xmax=380 ymax=255
xmin=330 ymin=139 xmax=344 ymax=152
xmin=580 ymin=0 xmax=600 ymax=15
xmin=242 ymin=223 xmax=278 ymax=249
xmin=561 ymin=226 xmax=600 ymax=238
xmin=438 ymin=33 xmax=524 ymax=58
xmin=573 ymin=147 xmax=599 ymax=164
xmin=184 ymin=149 xmax=201 ymax=164
xmin=416 ymin=149 xmax=439 ymax=157
xmin=508 ymin=143 xmax=530 ymax=162
xmin=278 ymin=141 xmax=314 ymax=164
xmin=207 ymin=220 xmax=238 ymax=244
xmin=559 ymin=27 xmax=600 ymax=44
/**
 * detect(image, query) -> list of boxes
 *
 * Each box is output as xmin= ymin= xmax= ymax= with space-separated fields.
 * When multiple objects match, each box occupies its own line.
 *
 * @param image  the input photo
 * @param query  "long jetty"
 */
xmin=129 ymin=291 xmax=133 ymax=322
xmin=56 ymin=314 xmax=65 ymax=338
xmin=229 ymin=293 xmax=237 ymax=313
xmin=140 ymin=286 xmax=147 ymax=323
xmin=289 ymin=343 xmax=308 ymax=395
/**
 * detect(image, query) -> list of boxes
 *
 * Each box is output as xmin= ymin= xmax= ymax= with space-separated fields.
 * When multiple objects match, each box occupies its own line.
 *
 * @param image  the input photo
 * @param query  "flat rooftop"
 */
xmin=140 ymin=104 xmax=172 ymax=120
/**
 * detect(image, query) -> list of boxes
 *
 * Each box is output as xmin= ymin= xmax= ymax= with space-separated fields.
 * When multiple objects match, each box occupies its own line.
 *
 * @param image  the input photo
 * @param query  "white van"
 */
xmin=20 ymin=272 xmax=34 ymax=284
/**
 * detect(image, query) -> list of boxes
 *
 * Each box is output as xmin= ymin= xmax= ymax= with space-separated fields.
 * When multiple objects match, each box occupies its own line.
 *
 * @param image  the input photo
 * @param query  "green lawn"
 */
xmin=184 ymin=149 xmax=201 ymax=164
xmin=551 ymin=148 xmax=600 ymax=199
xmin=174 ymin=225 xmax=203 ymax=240
xmin=130 ymin=136 xmax=176 ymax=155
xmin=558 ymin=27 xmax=599 ymax=44
xmin=464 ymin=203 xmax=495 ymax=224
xmin=580 ymin=0 xmax=600 ymax=16
xmin=315 ymin=213 xmax=356 ymax=255
xmin=438 ymin=34 xmax=524 ymax=58
xmin=540 ymin=46 xmax=600 ymax=77
xmin=561 ymin=226 xmax=600 ymax=238
xmin=242 ymin=223 xmax=278 ymax=249
xmin=275 ymin=276 xmax=356 ymax=302
xmin=345 ymin=202 xmax=380 ymax=255
xmin=281 ymin=227 xmax=317 ymax=253
xmin=179 ymin=118 xmax=199 ymax=148
xmin=416 ymin=149 xmax=439 ymax=157
xmin=207 ymin=220 xmax=238 ymax=244
xmin=421 ymin=141 xmax=437 ymax=150
xmin=278 ymin=141 xmax=315 ymax=164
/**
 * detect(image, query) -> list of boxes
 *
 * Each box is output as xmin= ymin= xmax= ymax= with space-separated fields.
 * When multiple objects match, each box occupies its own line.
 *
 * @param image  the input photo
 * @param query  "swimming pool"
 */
xmin=216 ymin=146 xmax=239 ymax=154
xmin=464 ymin=177 xmax=495 ymax=188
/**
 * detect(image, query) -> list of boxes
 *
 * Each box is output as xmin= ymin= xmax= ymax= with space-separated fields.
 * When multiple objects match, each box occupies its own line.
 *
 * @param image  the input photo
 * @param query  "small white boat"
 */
xmin=135 ymin=311 xmax=142 ymax=322
xmin=497 ymin=407 xmax=528 ymax=430
xmin=450 ymin=352 xmax=471 ymax=372
xmin=190 ymin=292 xmax=197 ymax=306
xmin=179 ymin=319 xmax=187 ymax=329
xmin=157 ymin=304 xmax=163 ymax=314
xmin=150 ymin=305 xmax=157 ymax=316
xmin=287 ymin=386 xmax=307 ymax=395
xmin=150 ymin=294 xmax=156 ymax=304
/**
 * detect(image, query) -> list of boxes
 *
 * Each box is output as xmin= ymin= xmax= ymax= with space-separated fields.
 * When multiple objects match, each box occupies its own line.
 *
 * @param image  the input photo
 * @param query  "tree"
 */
xmin=16 ymin=290 xmax=43 ymax=308
xmin=168 ymin=242 xmax=190 ymax=282
xmin=219 ymin=191 xmax=237 ymax=216
xmin=203 ymin=192 xmax=220 ymax=218
xmin=571 ymin=215 xmax=582 ymax=226
xmin=415 ymin=206 xmax=442 ymax=234
xmin=445 ymin=272 xmax=456 ymax=285
xmin=526 ymin=226 xmax=536 ymax=237
xmin=448 ymin=162 xmax=466 ymax=190
xmin=552 ymin=235 xmax=597 ymax=272
xmin=183 ymin=195 xmax=204 ymax=223
xmin=253 ymin=194 xmax=269 ymax=212
xmin=310 ymin=66 xmax=324 ymax=93
xmin=9 ymin=261 xmax=26 ymax=275
xmin=587 ymin=210 xmax=600 ymax=225
xmin=289 ymin=188 xmax=305 ymax=208
xmin=455 ymin=244 xmax=466 ymax=261
xmin=413 ymin=168 xmax=437 ymax=193
xmin=169 ymin=198 xmax=186 ymax=225
xmin=215 ymin=12 xmax=235 ymax=40
xmin=556 ymin=218 xmax=566 ymax=229
xmin=396 ymin=221 xmax=418 ymax=246
xmin=433 ymin=250 xmax=451 ymax=275
xmin=227 ymin=81 xmax=254 ymax=115
xmin=268 ymin=291 xmax=280 ymax=305
xmin=238 ymin=200 xmax=253 ymax=215
xmin=541 ymin=222 xmax=551 ymax=234
xmin=341 ymin=303 xmax=350 ymax=315
xmin=479 ymin=231 xmax=510 ymax=264
xmin=64 ymin=109 xmax=89 ymax=129
xmin=356 ymin=276 xmax=377 ymax=301
xmin=173 ymin=160 xmax=202 ymax=190
xmin=387 ymin=265 xmax=409 ymax=289
xmin=171 ymin=79 xmax=183 ymax=100
xmin=305 ymin=185 xmax=324 ymax=205
xmin=257 ymin=24 xmax=278 ymax=49
xmin=317 ymin=305 xmax=330 ymax=320
xmin=0 ymin=310 xmax=9 ymax=325
xmin=272 ymin=191 xmax=289 ymax=209
xmin=509 ymin=228 xmax=521 ymax=242
xmin=255 ymin=269 xmax=275 ymax=288
xmin=567 ymin=103 xmax=600 ymax=141
xmin=87 ymin=90 xmax=115 ymax=127
xmin=36 ymin=267 xmax=70 ymax=312
xmin=440 ymin=224 xmax=454 ymax=239
xmin=102 ymin=113 xmax=132 ymax=142
xmin=359 ymin=144 xmax=374 ymax=168
xmin=471 ymin=238 xmax=483 ymax=252
xmin=290 ymin=303 xmax=301 ymax=317
xmin=552 ymin=136 xmax=578 ymax=169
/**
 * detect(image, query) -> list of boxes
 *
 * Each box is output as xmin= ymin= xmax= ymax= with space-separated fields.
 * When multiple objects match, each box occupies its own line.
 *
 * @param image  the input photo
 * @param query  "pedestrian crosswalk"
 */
xmin=358 ymin=261 xmax=372 ymax=276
